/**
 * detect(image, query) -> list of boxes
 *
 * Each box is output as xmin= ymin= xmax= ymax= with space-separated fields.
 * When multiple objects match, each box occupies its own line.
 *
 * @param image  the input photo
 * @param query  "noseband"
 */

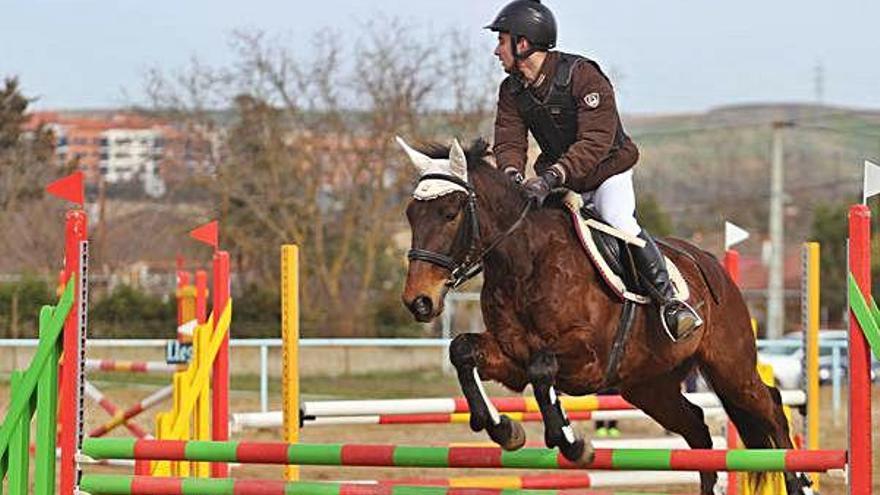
xmin=407 ymin=173 xmax=531 ymax=289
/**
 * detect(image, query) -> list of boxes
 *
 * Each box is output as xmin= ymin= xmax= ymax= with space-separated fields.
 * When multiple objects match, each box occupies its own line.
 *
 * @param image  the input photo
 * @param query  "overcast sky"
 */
xmin=2 ymin=0 xmax=877 ymax=114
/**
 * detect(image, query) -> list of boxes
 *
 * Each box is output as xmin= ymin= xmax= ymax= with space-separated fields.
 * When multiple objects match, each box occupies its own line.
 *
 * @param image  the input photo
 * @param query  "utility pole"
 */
xmin=766 ymin=121 xmax=794 ymax=338
xmin=814 ymin=61 xmax=825 ymax=104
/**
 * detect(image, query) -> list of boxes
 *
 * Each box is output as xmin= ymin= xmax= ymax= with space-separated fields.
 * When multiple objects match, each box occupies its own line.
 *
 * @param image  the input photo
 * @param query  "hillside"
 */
xmin=622 ymin=104 xmax=880 ymax=252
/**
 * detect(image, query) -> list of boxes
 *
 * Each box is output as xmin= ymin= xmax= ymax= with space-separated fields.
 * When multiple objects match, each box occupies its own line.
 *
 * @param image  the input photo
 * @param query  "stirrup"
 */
xmin=660 ymin=299 xmax=703 ymax=342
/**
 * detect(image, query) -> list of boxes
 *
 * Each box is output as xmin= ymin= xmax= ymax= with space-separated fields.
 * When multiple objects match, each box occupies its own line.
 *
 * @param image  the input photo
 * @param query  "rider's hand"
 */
xmin=503 ymin=166 xmax=525 ymax=185
xmin=523 ymin=168 xmax=563 ymax=206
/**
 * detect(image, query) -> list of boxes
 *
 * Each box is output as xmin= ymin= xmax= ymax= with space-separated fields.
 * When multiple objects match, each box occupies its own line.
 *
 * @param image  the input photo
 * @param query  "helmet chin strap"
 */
xmin=511 ymin=34 xmax=539 ymax=61
xmin=510 ymin=34 xmax=540 ymax=78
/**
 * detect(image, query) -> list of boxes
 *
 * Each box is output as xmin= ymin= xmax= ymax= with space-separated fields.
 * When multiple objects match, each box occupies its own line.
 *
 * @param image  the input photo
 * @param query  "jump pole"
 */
xmin=847 ymin=204 xmax=872 ymax=495
xmin=84 ymin=360 xmax=184 ymax=374
xmin=294 ymin=390 xmax=803 ymax=417
xmin=80 ymin=438 xmax=848 ymax=473
xmin=83 ymin=381 xmax=149 ymax=438
xmin=77 ymin=475 xmax=686 ymax=495
xmin=90 ymin=384 xmax=174 ymax=438
xmin=232 ymin=390 xmax=807 ymax=431
xmin=353 ymin=471 xmax=706 ymax=490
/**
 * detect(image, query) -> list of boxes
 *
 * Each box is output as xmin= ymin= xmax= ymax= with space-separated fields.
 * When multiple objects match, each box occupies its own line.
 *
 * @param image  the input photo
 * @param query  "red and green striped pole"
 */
xmin=78 ymin=475 xmax=688 ymax=495
xmin=81 ymin=439 xmax=846 ymax=473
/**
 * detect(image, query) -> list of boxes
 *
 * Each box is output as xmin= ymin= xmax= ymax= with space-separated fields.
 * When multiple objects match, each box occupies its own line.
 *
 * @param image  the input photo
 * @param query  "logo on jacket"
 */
xmin=584 ymin=92 xmax=600 ymax=108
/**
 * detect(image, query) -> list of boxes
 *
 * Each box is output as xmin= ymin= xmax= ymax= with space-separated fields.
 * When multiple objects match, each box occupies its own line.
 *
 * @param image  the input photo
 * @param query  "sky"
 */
xmin=1 ymin=0 xmax=878 ymax=115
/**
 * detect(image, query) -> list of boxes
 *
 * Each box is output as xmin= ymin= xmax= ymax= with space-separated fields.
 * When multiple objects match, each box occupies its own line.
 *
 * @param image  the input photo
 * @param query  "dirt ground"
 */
xmin=1 ymin=367 xmax=877 ymax=494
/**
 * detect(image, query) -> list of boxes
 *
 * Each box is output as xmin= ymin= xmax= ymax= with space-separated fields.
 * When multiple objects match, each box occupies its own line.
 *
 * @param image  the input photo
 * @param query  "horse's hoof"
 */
xmin=559 ymin=435 xmax=594 ymax=467
xmin=502 ymin=418 xmax=526 ymax=451
xmin=488 ymin=415 xmax=526 ymax=451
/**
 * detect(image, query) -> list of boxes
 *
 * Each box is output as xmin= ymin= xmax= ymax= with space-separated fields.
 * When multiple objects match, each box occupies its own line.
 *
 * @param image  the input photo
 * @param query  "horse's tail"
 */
xmin=716 ymin=384 xmax=785 ymax=492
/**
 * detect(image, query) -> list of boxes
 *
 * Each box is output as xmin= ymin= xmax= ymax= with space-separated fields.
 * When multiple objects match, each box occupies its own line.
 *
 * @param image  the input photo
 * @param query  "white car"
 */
xmin=756 ymin=330 xmax=877 ymax=388
xmin=757 ymin=344 xmax=802 ymax=390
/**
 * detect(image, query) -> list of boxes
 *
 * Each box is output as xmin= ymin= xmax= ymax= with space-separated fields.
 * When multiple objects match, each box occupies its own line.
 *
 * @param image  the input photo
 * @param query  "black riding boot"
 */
xmin=632 ymin=231 xmax=702 ymax=341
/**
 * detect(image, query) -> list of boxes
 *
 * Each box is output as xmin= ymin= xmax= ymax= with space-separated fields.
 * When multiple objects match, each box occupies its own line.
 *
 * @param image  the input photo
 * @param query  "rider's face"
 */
xmin=494 ymin=33 xmax=516 ymax=73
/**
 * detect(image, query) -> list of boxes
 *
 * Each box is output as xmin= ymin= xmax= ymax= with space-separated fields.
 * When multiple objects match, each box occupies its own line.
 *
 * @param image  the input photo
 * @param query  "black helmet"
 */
xmin=485 ymin=0 xmax=557 ymax=51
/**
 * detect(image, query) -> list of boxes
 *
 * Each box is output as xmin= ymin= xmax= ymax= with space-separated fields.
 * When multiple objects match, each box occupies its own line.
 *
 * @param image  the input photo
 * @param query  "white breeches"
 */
xmin=581 ymin=169 xmax=642 ymax=237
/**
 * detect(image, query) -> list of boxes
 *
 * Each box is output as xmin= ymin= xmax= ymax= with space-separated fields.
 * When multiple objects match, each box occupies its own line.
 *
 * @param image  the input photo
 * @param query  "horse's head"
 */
xmin=398 ymin=136 xmax=480 ymax=322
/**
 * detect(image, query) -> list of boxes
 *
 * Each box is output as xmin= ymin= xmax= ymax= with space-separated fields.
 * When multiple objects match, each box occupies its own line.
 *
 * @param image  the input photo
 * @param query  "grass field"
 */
xmin=2 ymin=366 xmax=876 ymax=494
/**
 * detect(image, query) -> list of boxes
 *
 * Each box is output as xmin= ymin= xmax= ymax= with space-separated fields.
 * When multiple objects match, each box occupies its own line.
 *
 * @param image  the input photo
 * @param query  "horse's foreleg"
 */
xmin=528 ymin=350 xmax=593 ymax=465
xmin=449 ymin=333 xmax=527 ymax=451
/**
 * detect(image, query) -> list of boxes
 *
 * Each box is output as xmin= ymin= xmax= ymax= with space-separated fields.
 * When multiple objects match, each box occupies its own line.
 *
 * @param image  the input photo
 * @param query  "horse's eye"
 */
xmin=443 ymin=209 xmax=459 ymax=222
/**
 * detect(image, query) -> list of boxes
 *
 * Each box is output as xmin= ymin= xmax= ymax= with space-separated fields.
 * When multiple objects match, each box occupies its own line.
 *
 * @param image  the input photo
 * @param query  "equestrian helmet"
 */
xmin=485 ymin=0 xmax=557 ymax=50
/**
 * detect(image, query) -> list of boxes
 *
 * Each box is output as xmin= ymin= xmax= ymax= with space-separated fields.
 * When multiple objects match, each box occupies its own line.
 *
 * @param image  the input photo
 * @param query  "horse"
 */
xmin=397 ymin=136 xmax=807 ymax=495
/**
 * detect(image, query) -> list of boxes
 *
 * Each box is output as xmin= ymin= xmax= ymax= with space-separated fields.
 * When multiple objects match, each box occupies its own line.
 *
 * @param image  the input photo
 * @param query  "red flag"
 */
xmin=190 ymin=221 xmax=218 ymax=250
xmin=46 ymin=172 xmax=84 ymax=206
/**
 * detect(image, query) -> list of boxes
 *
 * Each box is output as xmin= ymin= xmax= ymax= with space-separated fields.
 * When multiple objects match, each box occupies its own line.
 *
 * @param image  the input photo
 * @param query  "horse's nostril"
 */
xmin=412 ymin=296 xmax=433 ymax=318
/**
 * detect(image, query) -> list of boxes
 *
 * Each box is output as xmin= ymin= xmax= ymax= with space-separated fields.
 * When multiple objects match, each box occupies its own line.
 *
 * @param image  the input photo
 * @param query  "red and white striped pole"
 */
xmin=847 ymin=204 xmax=872 ymax=495
xmin=83 ymin=381 xmax=149 ymax=438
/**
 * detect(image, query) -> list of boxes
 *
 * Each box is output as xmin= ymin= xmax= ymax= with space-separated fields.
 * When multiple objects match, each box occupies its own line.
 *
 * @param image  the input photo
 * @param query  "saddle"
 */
xmin=557 ymin=191 xmax=691 ymax=305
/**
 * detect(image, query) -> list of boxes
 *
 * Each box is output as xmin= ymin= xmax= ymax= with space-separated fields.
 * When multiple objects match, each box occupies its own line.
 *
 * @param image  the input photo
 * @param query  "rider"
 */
xmin=486 ymin=0 xmax=701 ymax=340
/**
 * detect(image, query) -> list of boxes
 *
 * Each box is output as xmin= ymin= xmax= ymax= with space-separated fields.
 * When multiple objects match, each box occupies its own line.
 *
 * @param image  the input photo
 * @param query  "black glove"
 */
xmin=503 ymin=167 xmax=525 ymax=185
xmin=523 ymin=169 xmax=563 ymax=206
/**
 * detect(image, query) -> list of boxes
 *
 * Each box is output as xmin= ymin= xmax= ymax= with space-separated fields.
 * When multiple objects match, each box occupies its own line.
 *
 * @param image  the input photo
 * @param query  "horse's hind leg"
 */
xmin=528 ymin=350 xmax=593 ymax=465
xmin=622 ymin=371 xmax=718 ymax=495
xmin=449 ymin=333 xmax=528 ymax=450
xmin=702 ymin=364 xmax=809 ymax=494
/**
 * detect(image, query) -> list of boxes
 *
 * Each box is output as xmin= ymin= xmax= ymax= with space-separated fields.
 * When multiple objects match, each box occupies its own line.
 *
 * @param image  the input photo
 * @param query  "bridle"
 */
xmin=407 ymin=173 xmax=532 ymax=289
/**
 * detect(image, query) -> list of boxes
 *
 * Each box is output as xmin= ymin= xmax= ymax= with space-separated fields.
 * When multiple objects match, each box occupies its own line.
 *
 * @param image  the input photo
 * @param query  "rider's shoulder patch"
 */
xmin=584 ymin=92 xmax=600 ymax=109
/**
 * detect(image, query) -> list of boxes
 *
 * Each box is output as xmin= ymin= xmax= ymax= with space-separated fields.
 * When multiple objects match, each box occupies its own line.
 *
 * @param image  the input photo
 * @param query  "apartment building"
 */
xmin=27 ymin=112 xmax=214 ymax=197
xmin=101 ymin=127 xmax=166 ymax=197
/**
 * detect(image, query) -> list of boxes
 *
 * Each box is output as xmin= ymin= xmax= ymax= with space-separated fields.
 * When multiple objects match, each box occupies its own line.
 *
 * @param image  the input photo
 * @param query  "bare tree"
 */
xmin=145 ymin=21 xmax=494 ymax=335
xmin=0 ymin=78 xmax=72 ymax=275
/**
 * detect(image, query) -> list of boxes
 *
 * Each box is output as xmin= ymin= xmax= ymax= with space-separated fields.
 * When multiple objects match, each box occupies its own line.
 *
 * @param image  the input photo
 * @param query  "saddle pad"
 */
xmin=560 ymin=191 xmax=690 ymax=305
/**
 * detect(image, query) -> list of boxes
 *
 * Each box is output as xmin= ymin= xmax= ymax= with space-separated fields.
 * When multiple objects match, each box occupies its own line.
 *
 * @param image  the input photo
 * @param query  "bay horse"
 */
xmin=398 ymin=137 xmax=807 ymax=495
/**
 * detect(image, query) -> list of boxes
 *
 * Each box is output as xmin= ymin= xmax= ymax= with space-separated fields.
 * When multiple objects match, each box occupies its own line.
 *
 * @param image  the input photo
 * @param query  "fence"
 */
xmin=0 ymin=335 xmax=856 ymax=416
